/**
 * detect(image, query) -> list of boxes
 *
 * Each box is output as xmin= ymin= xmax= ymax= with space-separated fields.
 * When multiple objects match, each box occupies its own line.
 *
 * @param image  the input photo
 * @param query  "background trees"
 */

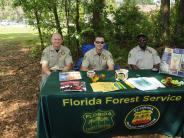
xmin=1 ymin=0 xmax=184 ymax=66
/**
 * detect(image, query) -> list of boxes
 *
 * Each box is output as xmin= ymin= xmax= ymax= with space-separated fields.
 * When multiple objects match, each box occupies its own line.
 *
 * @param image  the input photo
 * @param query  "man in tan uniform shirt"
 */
xmin=40 ymin=33 xmax=73 ymax=87
xmin=128 ymin=34 xmax=160 ymax=70
xmin=80 ymin=35 xmax=114 ymax=71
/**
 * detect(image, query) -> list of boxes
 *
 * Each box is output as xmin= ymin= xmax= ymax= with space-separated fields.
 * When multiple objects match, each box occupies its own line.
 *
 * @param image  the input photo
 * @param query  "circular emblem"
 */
xmin=61 ymin=51 xmax=65 ymax=55
xmin=103 ymin=56 xmax=106 ymax=60
xmin=124 ymin=105 xmax=160 ymax=129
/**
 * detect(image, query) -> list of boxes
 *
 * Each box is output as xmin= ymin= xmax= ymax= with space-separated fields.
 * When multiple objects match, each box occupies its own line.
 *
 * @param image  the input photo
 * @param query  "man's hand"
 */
xmin=153 ymin=64 xmax=160 ymax=70
xmin=50 ymin=66 xmax=59 ymax=71
xmin=107 ymin=64 xmax=114 ymax=71
xmin=62 ymin=63 xmax=73 ymax=72
xmin=80 ymin=66 xmax=88 ymax=71
xmin=130 ymin=64 xmax=139 ymax=70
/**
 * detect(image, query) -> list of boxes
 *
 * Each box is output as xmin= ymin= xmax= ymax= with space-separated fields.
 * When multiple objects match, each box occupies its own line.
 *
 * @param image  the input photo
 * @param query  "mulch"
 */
xmin=0 ymin=44 xmax=40 ymax=138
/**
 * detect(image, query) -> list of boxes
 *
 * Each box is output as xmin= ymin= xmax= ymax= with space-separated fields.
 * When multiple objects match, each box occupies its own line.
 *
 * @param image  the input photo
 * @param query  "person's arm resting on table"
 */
xmin=80 ymin=66 xmax=88 ymax=71
xmin=129 ymin=64 xmax=139 ymax=70
xmin=153 ymin=64 xmax=160 ymax=70
xmin=42 ymin=63 xmax=51 ymax=75
xmin=81 ymin=55 xmax=89 ymax=71
xmin=128 ymin=50 xmax=140 ymax=70
xmin=152 ymin=50 xmax=161 ymax=70
xmin=62 ymin=63 xmax=73 ymax=71
xmin=63 ymin=51 xmax=73 ymax=71
xmin=107 ymin=53 xmax=114 ymax=70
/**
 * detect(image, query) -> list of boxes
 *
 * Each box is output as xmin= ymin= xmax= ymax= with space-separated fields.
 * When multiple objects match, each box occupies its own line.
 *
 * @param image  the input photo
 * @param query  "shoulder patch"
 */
xmin=42 ymin=51 xmax=46 ymax=57
xmin=83 ymin=55 xmax=87 ymax=61
xmin=128 ymin=53 xmax=131 ymax=58
xmin=109 ymin=54 xmax=112 ymax=59
xmin=102 ymin=55 xmax=107 ymax=60
xmin=69 ymin=51 xmax=71 ymax=56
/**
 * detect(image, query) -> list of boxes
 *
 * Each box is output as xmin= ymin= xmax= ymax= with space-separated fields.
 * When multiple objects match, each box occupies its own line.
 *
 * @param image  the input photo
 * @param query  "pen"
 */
xmin=117 ymin=82 xmax=127 ymax=89
xmin=124 ymin=80 xmax=135 ymax=88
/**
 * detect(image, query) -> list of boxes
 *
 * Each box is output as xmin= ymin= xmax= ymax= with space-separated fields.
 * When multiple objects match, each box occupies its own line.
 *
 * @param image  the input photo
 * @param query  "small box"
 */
xmin=115 ymin=69 xmax=128 ymax=81
xmin=87 ymin=70 xmax=95 ymax=78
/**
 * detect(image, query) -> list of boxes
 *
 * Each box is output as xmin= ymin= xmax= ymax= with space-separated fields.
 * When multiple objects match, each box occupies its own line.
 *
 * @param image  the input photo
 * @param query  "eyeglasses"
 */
xmin=95 ymin=41 xmax=105 ymax=44
xmin=138 ymin=38 xmax=147 ymax=42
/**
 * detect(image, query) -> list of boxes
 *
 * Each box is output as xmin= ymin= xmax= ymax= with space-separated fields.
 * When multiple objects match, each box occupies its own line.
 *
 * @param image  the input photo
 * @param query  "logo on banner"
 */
xmin=124 ymin=105 xmax=160 ymax=129
xmin=83 ymin=110 xmax=115 ymax=133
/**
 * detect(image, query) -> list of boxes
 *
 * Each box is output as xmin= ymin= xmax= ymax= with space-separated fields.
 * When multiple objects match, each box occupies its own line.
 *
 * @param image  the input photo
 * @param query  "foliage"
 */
xmin=2 ymin=0 xmax=184 ymax=64
xmin=97 ymin=1 xmax=153 ymax=65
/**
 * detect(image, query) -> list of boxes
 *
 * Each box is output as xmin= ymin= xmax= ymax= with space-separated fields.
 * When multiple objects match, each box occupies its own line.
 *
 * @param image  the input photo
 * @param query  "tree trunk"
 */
xmin=64 ymin=0 xmax=70 ymax=45
xmin=92 ymin=0 xmax=105 ymax=34
xmin=75 ymin=0 xmax=80 ymax=58
xmin=34 ymin=9 xmax=44 ymax=50
xmin=52 ymin=2 xmax=62 ymax=36
xmin=160 ymin=0 xmax=170 ymax=46
xmin=173 ymin=0 xmax=184 ymax=47
xmin=178 ymin=0 xmax=184 ymax=25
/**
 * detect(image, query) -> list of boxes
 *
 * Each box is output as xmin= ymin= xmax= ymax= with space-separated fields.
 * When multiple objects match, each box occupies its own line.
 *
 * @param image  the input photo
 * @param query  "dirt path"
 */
xmin=0 ymin=42 xmax=40 ymax=138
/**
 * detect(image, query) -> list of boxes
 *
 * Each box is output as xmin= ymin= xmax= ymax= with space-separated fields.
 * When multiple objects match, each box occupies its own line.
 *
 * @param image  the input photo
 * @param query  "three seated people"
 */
xmin=40 ymin=33 xmax=161 ymax=81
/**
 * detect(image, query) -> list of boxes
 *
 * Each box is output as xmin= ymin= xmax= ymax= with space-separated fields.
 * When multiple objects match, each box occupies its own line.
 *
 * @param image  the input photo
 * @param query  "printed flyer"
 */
xmin=159 ymin=48 xmax=184 ymax=77
xmin=59 ymin=71 xmax=82 ymax=81
xmin=60 ymin=81 xmax=86 ymax=92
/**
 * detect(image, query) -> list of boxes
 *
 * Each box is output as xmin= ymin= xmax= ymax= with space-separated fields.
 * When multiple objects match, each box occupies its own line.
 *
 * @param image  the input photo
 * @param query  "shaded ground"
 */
xmin=0 ymin=39 xmax=40 ymax=138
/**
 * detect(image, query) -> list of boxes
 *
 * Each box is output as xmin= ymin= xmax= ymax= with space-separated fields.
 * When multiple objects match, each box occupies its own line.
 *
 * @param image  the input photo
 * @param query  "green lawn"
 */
xmin=0 ymin=25 xmax=36 ymax=34
xmin=0 ymin=25 xmax=40 ymax=48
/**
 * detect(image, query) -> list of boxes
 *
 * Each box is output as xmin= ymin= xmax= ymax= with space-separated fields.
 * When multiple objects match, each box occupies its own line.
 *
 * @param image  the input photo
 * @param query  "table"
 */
xmin=37 ymin=70 xmax=184 ymax=138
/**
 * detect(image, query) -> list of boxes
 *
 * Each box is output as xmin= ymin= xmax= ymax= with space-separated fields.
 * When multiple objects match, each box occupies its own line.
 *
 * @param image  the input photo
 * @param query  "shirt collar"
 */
xmin=50 ymin=45 xmax=63 ymax=52
xmin=136 ymin=45 xmax=152 ymax=54
xmin=92 ymin=48 xmax=105 ymax=56
xmin=137 ymin=45 xmax=148 ymax=51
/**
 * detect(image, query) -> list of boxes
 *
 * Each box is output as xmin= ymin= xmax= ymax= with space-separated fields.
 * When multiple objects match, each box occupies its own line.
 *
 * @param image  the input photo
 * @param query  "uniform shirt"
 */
xmin=128 ymin=46 xmax=160 ymax=69
xmin=40 ymin=45 xmax=73 ymax=70
xmin=82 ymin=48 xmax=114 ymax=70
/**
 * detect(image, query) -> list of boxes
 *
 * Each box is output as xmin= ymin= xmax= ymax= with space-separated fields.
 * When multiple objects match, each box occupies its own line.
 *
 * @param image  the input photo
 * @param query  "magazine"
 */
xmin=60 ymin=81 xmax=86 ymax=91
xmin=59 ymin=71 xmax=82 ymax=81
xmin=126 ymin=77 xmax=165 ymax=91
xmin=159 ymin=48 xmax=184 ymax=77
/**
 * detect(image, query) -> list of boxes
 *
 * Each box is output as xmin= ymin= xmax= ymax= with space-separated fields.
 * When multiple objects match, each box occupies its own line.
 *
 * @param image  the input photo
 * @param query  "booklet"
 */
xmin=90 ymin=82 xmax=126 ymax=92
xmin=59 ymin=71 xmax=82 ymax=81
xmin=60 ymin=81 xmax=86 ymax=92
xmin=159 ymin=48 xmax=184 ymax=77
xmin=126 ymin=77 xmax=165 ymax=91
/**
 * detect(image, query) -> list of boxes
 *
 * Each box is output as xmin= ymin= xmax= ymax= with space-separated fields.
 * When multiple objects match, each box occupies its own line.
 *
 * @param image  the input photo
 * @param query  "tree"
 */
xmin=75 ymin=0 xmax=80 ymax=57
xmin=160 ymin=0 xmax=170 ymax=46
xmin=178 ymin=0 xmax=184 ymax=25
xmin=14 ymin=0 xmax=44 ymax=49
xmin=92 ymin=0 xmax=105 ymax=34
xmin=173 ymin=0 xmax=184 ymax=47
xmin=64 ymin=0 xmax=70 ymax=44
xmin=51 ymin=0 xmax=62 ymax=35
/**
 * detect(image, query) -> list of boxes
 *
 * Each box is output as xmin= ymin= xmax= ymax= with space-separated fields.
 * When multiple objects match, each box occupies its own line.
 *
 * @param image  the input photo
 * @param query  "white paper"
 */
xmin=126 ymin=77 xmax=165 ymax=91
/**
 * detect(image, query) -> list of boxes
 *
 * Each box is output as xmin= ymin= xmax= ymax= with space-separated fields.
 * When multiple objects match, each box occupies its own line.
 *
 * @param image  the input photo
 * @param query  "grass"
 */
xmin=0 ymin=25 xmax=36 ymax=34
xmin=0 ymin=25 xmax=40 ymax=48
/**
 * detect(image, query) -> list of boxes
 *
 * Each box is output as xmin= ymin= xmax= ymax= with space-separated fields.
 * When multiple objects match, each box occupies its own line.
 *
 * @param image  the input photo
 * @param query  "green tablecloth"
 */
xmin=37 ymin=70 xmax=184 ymax=138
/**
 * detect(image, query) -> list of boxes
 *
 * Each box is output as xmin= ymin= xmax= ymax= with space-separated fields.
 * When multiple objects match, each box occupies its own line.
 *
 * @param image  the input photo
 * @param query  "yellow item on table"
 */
xmin=90 ymin=82 xmax=119 ymax=92
xmin=124 ymin=80 xmax=135 ymax=88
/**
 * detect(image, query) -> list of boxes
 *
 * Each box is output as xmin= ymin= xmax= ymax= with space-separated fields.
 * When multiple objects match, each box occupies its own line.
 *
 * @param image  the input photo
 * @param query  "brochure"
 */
xmin=126 ymin=77 xmax=165 ymax=91
xmin=59 ymin=71 xmax=82 ymax=81
xmin=60 ymin=81 xmax=86 ymax=92
xmin=159 ymin=48 xmax=184 ymax=77
xmin=90 ymin=82 xmax=126 ymax=92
